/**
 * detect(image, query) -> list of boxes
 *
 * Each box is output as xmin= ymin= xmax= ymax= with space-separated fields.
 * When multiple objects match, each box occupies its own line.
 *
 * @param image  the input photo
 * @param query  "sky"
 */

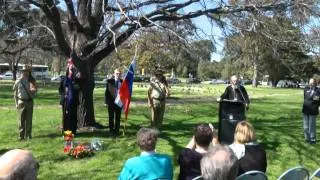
xmin=192 ymin=16 xmax=225 ymax=61
xmin=180 ymin=0 xmax=231 ymax=62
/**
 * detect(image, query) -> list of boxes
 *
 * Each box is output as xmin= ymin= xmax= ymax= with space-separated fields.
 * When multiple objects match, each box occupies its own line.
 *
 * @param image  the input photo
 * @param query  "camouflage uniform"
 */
xmin=13 ymin=74 xmax=36 ymax=140
xmin=148 ymin=72 xmax=169 ymax=129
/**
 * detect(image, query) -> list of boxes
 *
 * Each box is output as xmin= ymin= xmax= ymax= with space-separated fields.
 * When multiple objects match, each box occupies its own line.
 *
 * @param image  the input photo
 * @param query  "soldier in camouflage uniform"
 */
xmin=147 ymin=69 xmax=169 ymax=130
xmin=13 ymin=66 xmax=37 ymax=140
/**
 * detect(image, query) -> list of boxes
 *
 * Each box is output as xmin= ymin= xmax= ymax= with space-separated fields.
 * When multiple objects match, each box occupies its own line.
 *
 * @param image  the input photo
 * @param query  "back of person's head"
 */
xmin=137 ymin=128 xmax=159 ymax=151
xmin=200 ymin=145 xmax=238 ymax=180
xmin=194 ymin=123 xmax=215 ymax=148
xmin=234 ymin=121 xmax=256 ymax=144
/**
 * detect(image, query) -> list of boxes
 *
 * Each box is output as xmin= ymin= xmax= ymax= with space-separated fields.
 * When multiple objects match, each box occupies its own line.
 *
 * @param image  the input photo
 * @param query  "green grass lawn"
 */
xmin=0 ymin=81 xmax=319 ymax=179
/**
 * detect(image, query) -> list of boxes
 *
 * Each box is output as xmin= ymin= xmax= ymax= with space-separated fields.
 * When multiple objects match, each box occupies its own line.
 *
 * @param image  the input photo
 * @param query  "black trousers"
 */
xmin=63 ymin=101 xmax=77 ymax=135
xmin=108 ymin=103 xmax=122 ymax=134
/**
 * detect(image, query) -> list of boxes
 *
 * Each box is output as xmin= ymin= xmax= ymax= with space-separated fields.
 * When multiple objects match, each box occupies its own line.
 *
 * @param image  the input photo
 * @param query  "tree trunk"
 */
xmin=251 ymin=38 xmax=258 ymax=88
xmin=252 ymin=57 xmax=258 ymax=88
xmin=77 ymin=79 xmax=95 ymax=128
xmin=76 ymin=60 xmax=96 ymax=128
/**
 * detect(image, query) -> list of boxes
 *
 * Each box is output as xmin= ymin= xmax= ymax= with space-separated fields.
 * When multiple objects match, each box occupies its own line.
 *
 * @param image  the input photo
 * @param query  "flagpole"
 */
xmin=122 ymin=44 xmax=138 ymax=136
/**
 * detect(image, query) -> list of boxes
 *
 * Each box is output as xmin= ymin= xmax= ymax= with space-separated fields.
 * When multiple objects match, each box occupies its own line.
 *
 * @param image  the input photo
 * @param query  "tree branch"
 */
xmin=90 ymin=26 xmax=138 ymax=66
xmin=27 ymin=0 xmax=71 ymax=56
xmin=104 ymin=0 xmax=174 ymax=12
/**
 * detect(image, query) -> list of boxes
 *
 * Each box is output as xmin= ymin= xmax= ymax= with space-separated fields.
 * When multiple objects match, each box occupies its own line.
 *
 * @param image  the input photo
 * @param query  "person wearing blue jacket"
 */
xmin=118 ymin=128 xmax=173 ymax=180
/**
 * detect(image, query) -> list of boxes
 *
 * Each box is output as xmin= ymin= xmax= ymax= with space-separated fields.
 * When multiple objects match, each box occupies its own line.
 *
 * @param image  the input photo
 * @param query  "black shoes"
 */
xmin=305 ymin=139 xmax=316 ymax=144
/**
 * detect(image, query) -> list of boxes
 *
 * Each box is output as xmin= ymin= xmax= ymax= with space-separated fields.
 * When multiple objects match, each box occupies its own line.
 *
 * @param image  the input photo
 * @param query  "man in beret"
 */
xmin=147 ymin=69 xmax=169 ymax=130
xmin=13 ymin=65 xmax=37 ymax=140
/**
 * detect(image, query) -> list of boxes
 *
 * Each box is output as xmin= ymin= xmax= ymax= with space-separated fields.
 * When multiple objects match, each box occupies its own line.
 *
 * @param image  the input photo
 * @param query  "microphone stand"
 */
xmin=237 ymin=83 xmax=249 ymax=110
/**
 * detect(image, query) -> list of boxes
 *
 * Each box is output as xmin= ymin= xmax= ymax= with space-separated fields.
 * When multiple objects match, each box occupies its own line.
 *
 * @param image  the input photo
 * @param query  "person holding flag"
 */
xmin=114 ymin=59 xmax=136 ymax=134
xmin=105 ymin=68 xmax=123 ymax=137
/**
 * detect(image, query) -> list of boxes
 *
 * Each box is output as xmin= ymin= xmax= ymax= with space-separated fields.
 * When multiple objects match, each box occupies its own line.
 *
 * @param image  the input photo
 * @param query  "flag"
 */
xmin=115 ymin=58 xmax=136 ymax=119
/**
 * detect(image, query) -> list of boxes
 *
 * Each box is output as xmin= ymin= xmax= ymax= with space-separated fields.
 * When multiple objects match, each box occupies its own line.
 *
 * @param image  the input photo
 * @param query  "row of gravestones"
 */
xmin=134 ymin=83 xmax=256 ymax=98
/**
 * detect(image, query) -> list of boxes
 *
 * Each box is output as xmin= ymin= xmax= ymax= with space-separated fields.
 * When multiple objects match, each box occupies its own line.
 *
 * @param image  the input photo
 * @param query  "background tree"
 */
xmin=0 ymin=1 xmax=60 ymax=80
xmin=223 ymin=14 xmax=317 ymax=86
xmin=12 ymin=0 xmax=319 ymax=127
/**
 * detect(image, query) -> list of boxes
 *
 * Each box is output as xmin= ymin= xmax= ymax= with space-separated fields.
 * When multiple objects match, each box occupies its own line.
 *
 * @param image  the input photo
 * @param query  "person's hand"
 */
xmin=211 ymin=137 xmax=219 ymax=146
xmin=245 ymin=104 xmax=249 ymax=111
xmin=30 ymin=88 xmax=37 ymax=93
xmin=216 ymin=97 xmax=221 ymax=102
xmin=104 ymin=104 xmax=108 ymax=107
xmin=186 ymin=136 xmax=196 ymax=149
xmin=209 ymin=123 xmax=214 ymax=132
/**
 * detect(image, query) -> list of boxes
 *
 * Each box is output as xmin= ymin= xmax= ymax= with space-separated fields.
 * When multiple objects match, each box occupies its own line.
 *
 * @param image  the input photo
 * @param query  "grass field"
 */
xmin=0 ymin=81 xmax=319 ymax=179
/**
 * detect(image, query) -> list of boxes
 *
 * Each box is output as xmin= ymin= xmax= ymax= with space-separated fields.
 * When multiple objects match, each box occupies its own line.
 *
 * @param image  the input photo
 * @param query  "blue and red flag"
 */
xmin=115 ymin=58 xmax=136 ymax=120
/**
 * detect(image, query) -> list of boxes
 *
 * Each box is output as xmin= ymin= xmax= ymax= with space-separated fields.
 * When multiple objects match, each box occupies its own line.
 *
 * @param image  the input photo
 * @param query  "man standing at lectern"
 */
xmin=219 ymin=75 xmax=250 ymax=110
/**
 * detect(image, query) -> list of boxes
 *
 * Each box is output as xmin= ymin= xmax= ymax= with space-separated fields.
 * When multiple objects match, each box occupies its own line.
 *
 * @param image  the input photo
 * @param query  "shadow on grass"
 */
xmin=33 ymin=133 xmax=62 ymax=139
xmin=252 ymin=112 xmax=320 ymax=166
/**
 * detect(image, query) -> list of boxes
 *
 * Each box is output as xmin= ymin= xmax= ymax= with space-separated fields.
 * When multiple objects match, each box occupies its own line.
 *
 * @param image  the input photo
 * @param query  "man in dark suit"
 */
xmin=219 ymin=75 xmax=250 ymax=110
xmin=105 ymin=68 xmax=122 ymax=136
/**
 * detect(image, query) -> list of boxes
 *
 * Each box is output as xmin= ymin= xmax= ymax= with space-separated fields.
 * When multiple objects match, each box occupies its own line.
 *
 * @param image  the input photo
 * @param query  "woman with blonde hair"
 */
xmin=229 ymin=120 xmax=267 ymax=176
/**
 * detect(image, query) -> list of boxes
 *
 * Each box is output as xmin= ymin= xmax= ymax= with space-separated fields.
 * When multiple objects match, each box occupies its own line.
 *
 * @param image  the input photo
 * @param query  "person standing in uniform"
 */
xmin=302 ymin=78 xmax=320 ymax=144
xmin=147 ymin=69 xmax=169 ymax=130
xmin=219 ymin=75 xmax=250 ymax=110
xmin=105 ymin=68 xmax=123 ymax=136
xmin=13 ymin=66 xmax=37 ymax=140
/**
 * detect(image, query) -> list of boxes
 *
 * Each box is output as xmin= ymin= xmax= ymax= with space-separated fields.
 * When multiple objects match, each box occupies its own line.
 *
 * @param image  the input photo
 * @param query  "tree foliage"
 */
xmin=1 ymin=0 xmax=318 ymax=126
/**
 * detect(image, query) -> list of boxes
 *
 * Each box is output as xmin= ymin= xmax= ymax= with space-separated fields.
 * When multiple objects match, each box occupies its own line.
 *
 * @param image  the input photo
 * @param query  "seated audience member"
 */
xmin=229 ymin=121 xmax=267 ymax=175
xmin=178 ymin=123 xmax=218 ymax=180
xmin=200 ymin=144 xmax=239 ymax=180
xmin=0 ymin=149 xmax=39 ymax=180
xmin=118 ymin=128 xmax=173 ymax=180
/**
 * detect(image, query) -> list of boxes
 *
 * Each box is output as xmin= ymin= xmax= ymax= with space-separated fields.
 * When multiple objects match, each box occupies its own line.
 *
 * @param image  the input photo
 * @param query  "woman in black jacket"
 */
xmin=302 ymin=78 xmax=320 ymax=144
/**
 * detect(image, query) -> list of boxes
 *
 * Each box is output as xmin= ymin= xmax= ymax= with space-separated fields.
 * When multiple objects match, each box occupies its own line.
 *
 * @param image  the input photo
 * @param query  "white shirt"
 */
xmin=229 ymin=143 xmax=245 ymax=159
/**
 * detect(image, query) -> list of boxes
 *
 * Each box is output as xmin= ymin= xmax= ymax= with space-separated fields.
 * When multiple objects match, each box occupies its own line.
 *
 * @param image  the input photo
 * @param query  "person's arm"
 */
xmin=147 ymin=85 xmax=153 ymax=108
xmin=315 ymin=88 xmax=320 ymax=105
xmin=218 ymin=86 xmax=229 ymax=102
xmin=30 ymin=79 xmax=37 ymax=94
xmin=13 ymin=81 xmax=18 ymax=108
xmin=118 ymin=161 xmax=132 ymax=180
xmin=209 ymin=123 xmax=219 ymax=145
xmin=168 ymin=157 xmax=174 ymax=180
xmin=165 ymin=84 xmax=170 ymax=97
xmin=59 ymin=77 xmax=65 ymax=95
xmin=186 ymin=136 xmax=196 ymax=150
xmin=105 ymin=81 xmax=110 ymax=106
xmin=163 ymin=77 xmax=170 ymax=97
xmin=241 ymin=86 xmax=250 ymax=104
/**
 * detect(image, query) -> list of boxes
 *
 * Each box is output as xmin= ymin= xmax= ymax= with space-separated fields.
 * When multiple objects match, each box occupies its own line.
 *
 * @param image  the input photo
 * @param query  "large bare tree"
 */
xmin=19 ymin=0 xmax=318 ymax=128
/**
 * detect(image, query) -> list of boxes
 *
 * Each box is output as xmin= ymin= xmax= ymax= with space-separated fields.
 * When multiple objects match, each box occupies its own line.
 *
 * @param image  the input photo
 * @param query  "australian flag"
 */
xmin=115 ymin=58 xmax=136 ymax=120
